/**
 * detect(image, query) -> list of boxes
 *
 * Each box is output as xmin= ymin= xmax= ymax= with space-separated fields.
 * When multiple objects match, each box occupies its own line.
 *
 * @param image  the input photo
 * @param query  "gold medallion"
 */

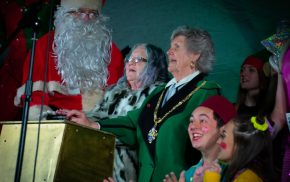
xmin=148 ymin=125 xmax=158 ymax=144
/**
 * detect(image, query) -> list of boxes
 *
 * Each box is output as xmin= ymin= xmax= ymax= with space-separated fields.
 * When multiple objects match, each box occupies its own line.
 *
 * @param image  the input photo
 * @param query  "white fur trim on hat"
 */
xmin=61 ymin=0 xmax=102 ymax=11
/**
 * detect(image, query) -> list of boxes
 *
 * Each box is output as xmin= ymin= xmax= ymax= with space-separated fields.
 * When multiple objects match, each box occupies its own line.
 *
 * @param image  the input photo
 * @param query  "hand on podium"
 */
xmin=56 ymin=109 xmax=101 ymax=129
xmin=43 ymin=110 xmax=66 ymax=120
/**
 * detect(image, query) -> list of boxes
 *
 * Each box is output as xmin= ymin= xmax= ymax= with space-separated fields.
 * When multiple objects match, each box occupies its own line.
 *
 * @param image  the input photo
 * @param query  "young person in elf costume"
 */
xmin=203 ymin=115 xmax=276 ymax=182
xmin=163 ymin=95 xmax=237 ymax=182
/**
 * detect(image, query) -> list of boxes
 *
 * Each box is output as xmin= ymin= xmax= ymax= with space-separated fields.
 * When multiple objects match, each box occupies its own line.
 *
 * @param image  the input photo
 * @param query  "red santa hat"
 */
xmin=242 ymin=49 xmax=272 ymax=73
xmin=242 ymin=56 xmax=264 ymax=72
xmin=61 ymin=0 xmax=105 ymax=11
xmin=200 ymin=95 xmax=237 ymax=124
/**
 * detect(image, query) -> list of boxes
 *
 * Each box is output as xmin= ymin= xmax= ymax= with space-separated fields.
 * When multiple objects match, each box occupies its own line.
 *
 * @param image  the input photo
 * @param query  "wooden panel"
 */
xmin=54 ymin=123 xmax=115 ymax=182
xmin=0 ymin=121 xmax=115 ymax=182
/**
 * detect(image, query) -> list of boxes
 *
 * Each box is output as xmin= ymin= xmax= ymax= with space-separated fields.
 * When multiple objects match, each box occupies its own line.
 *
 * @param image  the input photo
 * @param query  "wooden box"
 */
xmin=0 ymin=120 xmax=115 ymax=182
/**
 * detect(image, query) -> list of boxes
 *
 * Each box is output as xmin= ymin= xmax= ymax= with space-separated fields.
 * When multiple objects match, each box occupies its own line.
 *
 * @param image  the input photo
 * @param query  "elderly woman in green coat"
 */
xmin=61 ymin=26 xmax=221 ymax=182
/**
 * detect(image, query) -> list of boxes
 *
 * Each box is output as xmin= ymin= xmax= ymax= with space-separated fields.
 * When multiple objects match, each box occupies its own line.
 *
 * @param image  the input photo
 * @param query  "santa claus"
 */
xmin=14 ymin=0 xmax=124 ymax=120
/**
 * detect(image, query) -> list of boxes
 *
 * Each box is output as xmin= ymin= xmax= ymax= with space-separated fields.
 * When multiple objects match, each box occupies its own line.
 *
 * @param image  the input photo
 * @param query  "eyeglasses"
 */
xmin=127 ymin=57 xmax=147 ymax=64
xmin=67 ymin=8 xmax=99 ymax=19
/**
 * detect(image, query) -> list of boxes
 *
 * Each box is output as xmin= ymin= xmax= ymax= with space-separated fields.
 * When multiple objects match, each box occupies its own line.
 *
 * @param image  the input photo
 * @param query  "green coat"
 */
xmin=96 ymin=77 xmax=220 ymax=182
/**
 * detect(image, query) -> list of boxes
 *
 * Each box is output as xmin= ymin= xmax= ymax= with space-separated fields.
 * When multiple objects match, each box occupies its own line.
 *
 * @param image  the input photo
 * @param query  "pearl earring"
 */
xmin=190 ymin=61 xmax=196 ymax=70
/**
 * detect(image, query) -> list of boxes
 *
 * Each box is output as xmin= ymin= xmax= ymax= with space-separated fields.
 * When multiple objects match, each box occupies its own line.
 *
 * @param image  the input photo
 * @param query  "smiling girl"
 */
xmin=204 ymin=115 xmax=276 ymax=182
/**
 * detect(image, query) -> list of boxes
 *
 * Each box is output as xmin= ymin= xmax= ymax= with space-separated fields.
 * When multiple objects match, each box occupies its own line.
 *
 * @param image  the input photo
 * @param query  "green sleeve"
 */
xmin=97 ymin=107 xmax=142 ymax=147
xmin=87 ymin=85 xmax=165 ymax=147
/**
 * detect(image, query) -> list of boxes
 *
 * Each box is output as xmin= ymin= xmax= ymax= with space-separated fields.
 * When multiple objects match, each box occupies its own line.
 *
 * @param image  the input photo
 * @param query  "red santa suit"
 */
xmin=0 ymin=0 xmax=41 ymax=121
xmin=14 ymin=31 xmax=124 ymax=118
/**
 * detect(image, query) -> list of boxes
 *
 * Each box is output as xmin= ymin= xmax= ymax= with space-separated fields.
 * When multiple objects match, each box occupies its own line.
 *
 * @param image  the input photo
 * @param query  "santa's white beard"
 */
xmin=53 ymin=6 xmax=112 ymax=91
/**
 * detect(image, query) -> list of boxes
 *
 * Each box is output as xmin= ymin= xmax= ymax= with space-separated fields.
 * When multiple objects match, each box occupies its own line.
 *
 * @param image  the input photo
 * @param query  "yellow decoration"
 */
xmin=250 ymin=116 xmax=268 ymax=131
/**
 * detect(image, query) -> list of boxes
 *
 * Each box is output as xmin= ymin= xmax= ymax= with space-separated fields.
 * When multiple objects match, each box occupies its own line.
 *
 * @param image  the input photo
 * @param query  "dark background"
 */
xmin=103 ymin=0 xmax=290 ymax=101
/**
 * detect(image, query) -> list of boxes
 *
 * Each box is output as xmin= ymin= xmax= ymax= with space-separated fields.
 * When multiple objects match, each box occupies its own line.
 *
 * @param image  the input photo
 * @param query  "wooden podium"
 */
xmin=0 ymin=120 xmax=115 ymax=182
